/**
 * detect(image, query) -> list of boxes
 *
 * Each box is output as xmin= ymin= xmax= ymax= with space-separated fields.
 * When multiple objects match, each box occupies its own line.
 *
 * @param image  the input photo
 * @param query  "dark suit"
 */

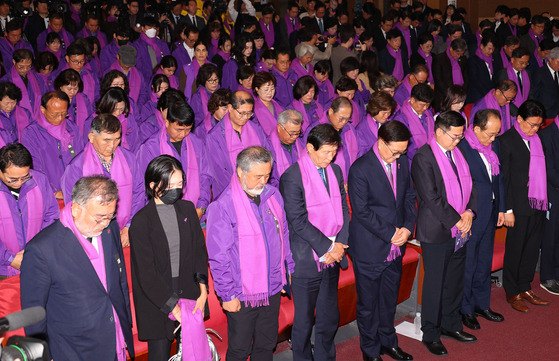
xmin=378 ymin=47 xmax=410 ymax=79
xmin=348 ymin=149 xmax=416 ymax=358
xmin=20 ymin=220 xmax=134 ymax=361
xmin=373 ymin=26 xmax=388 ymax=52
xmin=24 ymin=13 xmax=47 ymax=51
xmin=182 ymin=14 xmax=205 ymax=31
xmin=411 ymin=143 xmax=477 ymax=342
xmin=279 ymin=162 xmax=350 ymax=361
xmin=466 ymin=53 xmax=497 ymax=104
xmin=536 ymin=122 xmax=559 ymax=283
xmin=500 ymin=126 xmax=545 ymax=297
xmin=519 ymin=33 xmax=540 ymax=57
xmin=458 ymin=139 xmax=505 ymax=315
xmin=530 ymin=64 xmax=559 ymax=119
xmin=432 ymin=52 xmax=468 ymax=111
xmin=496 ymin=22 xmax=516 ymax=48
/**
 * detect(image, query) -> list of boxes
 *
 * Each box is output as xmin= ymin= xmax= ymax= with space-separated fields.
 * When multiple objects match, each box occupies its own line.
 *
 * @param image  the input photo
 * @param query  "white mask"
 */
xmin=145 ymin=28 xmax=157 ymax=38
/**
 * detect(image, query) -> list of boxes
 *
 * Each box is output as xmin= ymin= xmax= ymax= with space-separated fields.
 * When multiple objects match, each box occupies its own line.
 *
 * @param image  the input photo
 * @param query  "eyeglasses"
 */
xmin=499 ymin=90 xmax=515 ymax=103
xmin=15 ymin=64 xmax=32 ymax=71
xmin=280 ymin=123 xmax=302 ymax=138
xmin=384 ymin=141 xmax=407 ymax=157
xmin=482 ymin=130 xmax=500 ymax=139
xmin=234 ymin=107 xmax=253 ymax=119
xmin=442 ymin=128 xmax=464 ymax=142
xmin=90 ymin=212 xmax=116 ymax=224
xmin=524 ymin=119 xmax=543 ymax=129
xmin=69 ymin=58 xmax=86 ymax=65
xmin=46 ymin=111 xmax=68 ymax=120
xmin=4 ymin=173 xmax=33 ymax=185
xmin=207 ymin=77 xmax=219 ymax=84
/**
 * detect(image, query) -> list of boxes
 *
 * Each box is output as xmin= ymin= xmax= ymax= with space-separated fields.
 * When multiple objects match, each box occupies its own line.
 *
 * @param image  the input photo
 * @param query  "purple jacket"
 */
xmin=287 ymin=100 xmax=322 ymax=132
xmin=21 ymin=121 xmax=85 ymax=192
xmin=356 ymin=117 xmax=380 ymax=156
xmin=191 ymin=86 xmax=213 ymax=129
xmin=393 ymin=79 xmax=412 ymax=106
xmin=104 ymin=62 xmax=149 ymax=107
xmin=271 ymin=67 xmax=298 ymax=108
xmin=136 ymin=131 xmax=212 ymax=209
xmin=0 ymin=38 xmax=34 ymax=72
xmin=221 ymin=58 xmax=239 ymax=92
xmin=0 ymin=170 xmax=59 ymax=275
xmin=83 ymin=112 xmax=141 ymax=153
xmin=138 ymin=100 xmax=157 ymax=124
xmin=100 ymin=40 xmax=128 ymax=73
xmin=137 ymin=113 xmax=161 ymax=144
xmin=193 ymin=115 xmax=219 ymax=142
xmin=205 ymin=118 xmax=272 ymax=199
xmin=0 ymin=107 xmax=31 ymax=142
xmin=171 ymin=42 xmax=193 ymax=77
xmin=206 ymin=184 xmax=294 ymax=302
xmin=37 ymin=28 xmax=74 ymax=52
xmin=0 ymin=70 xmax=48 ymax=116
xmin=60 ymin=146 xmax=143 ymax=227
xmin=0 ymin=127 xmax=13 ymax=145
xmin=132 ymin=37 xmax=171 ymax=83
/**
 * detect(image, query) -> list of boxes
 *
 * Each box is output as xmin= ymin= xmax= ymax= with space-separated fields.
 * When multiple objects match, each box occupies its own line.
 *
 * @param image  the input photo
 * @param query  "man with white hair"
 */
xmin=530 ymin=46 xmax=559 ymax=119
xmin=206 ymin=146 xmax=294 ymax=361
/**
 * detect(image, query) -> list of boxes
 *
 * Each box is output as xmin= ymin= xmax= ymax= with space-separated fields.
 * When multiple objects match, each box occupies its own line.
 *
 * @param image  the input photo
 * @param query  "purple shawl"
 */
xmin=534 ymin=49 xmax=545 ymax=68
xmin=386 ymin=45 xmax=404 ymax=81
xmin=37 ymin=111 xmax=72 ymax=149
xmin=13 ymin=106 xmax=30 ymax=142
xmin=168 ymin=299 xmax=212 ymax=361
xmin=255 ymin=97 xmax=283 ymax=135
xmin=291 ymin=59 xmax=314 ymax=79
xmin=259 ymin=18 xmax=275 ymax=48
xmin=528 ymin=28 xmax=542 ymax=48
xmin=155 ymin=67 xmax=178 ymax=89
xmin=475 ymin=30 xmax=482 ymax=48
xmin=312 ymin=74 xmax=335 ymax=106
xmin=365 ymin=114 xmax=380 ymax=139
xmin=269 ymin=129 xmax=304 ymax=175
xmin=318 ymin=112 xmax=359 ymax=181
xmin=395 ymin=22 xmax=412 ymax=58
xmin=483 ymin=91 xmax=511 ymax=135
xmin=82 ymin=143 xmax=133 ymax=229
xmin=427 ymin=136 xmax=473 ymax=250
xmin=292 ymin=99 xmax=323 ymax=132
xmin=183 ymin=59 xmax=210 ymax=100
xmin=216 ymin=49 xmax=230 ymax=62
xmin=475 ymin=48 xmax=494 ymax=76
xmin=418 ymin=47 xmax=434 ymax=83
xmin=80 ymin=27 xmax=107 ymax=48
xmin=507 ymin=64 xmax=530 ymax=107
xmin=500 ymin=48 xmax=511 ymax=69
xmin=47 ymin=27 xmax=71 ymax=49
xmin=73 ymin=93 xmax=89 ymax=136
xmin=401 ymin=100 xmax=434 ymax=149
xmin=464 ymin=124 xmax=500 ymax=175
xmin=0 ymin=173 xmax=43 ymax=277
xmin=285 ymin=15 xmax=300 ymax=37
xmin=508 ymin=23 xmax=517 ymax=36
xmin=159 ymin=129 xmax=201 ymax=205
xmin=298 ymin=151 xmax=343 ymax=271
xmin=515 ymin=120 xmax=548 ymax=210
xmin=11 ymin=66 xmax=41 ymax=117
xmin=224 ymin=113 xmax=262 ymax=168
xmin=446 ymin=48 xmax=464 ymax=86
xmin=230 ymin=173 xmax=286 ymax=306
xmin=110 ymin=61 xmax=142 ymax=103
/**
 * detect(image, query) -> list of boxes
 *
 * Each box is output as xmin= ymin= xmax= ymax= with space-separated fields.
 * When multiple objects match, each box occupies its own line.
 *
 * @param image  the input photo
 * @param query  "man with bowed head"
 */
xmin=268 ymin=109 xmax=305 ymax=181
xmin=21 ymin=176 xmax=135 ymax=361
xmin=206 ymin=146 xmax=294 ymax=361
xmin=280 ymin=124 xmax=350 ymax=361
xmin=412 ymin=111 xmax=477 ymax=357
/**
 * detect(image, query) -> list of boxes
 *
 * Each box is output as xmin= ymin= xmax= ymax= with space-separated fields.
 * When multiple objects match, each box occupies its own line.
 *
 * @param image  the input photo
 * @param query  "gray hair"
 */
xmin=373 ymin=74 xmax=398 ymax=91
xmin=549 ymin=47 xmax=559 ymax=60
xmin=296 ymin=43 xmax=314 ymax=59
xmin=278 ymin=109 xmax=303 ymax=126
xmin=71 ymin=176 xmax=119 ymax=206
xmin=236 ymin=146 xmax=274 ymax=173
xmin=450 ymin=38 xmax=467 ymax=52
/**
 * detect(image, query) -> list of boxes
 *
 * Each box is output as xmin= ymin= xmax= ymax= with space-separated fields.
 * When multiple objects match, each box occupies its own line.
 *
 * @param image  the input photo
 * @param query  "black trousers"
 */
xmin=225 ymin=292 xmax=281 ymax=361
xmin=147 ymin=338 xmax=173 ymax=361
xmin=541 ymin=191 xmax=559 ymax=282
xmin=353 ymin=258 xmax=401 ymax=358
xmin=503 ymin=212 xmax=544 ymax=296
xmin=421 ymin=238 xmax=466 ymax=342
xmin=291 ymin=265 xmax=340 ymax=361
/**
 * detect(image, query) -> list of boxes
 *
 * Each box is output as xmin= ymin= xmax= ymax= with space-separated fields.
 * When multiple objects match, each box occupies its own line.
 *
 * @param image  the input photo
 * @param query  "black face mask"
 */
xmin=117 ymin=39 xmax=128 ymax=46
xmin=160 ymin=188 xmax=182 ymax=204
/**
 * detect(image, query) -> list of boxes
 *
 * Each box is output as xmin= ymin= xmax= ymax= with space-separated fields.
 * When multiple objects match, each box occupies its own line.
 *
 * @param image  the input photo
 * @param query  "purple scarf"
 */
xmin=372 ymin=142 xmax=401 ymax=261
xmin=475 ymin=48 xmax=494 ymax=76
xmin=401 ymin=100 xmax=434 ymax=148
xmin=209 ymin=38 xmax=219 ymax=59
xmin=216 ymin=49 xmax=230 ymax=62
xmin=0 ymin=172 xmax=43 ymax=277
xmin=366 ymin=114 xmax=380 ymax=139
xmin=312 ymin=74 xmax=335 ymax=101
xmin=155 ymin=67 xmax=178 ymax=89
xmin=81 ymin=27 xmax=107 ymax=48
xmin=508 ymin=22 xmax=517 ymax=37
xmin=37 ymin=111 xmax=73 ymax=149
xmin=259 ymin=18 xmax=275 ymax=48
xmin=318 ymin=112 xmax=359 ymax=181
xmin=230 ymin=174 xmax=286 ymax=306
xmin=534 ymin=49 xmax=545 ymax=68
xmin=515 ymin=120 xmax=548 ymax=210
xmin=285 ymin=15 xmax=300 ymax=37
xmin=507 ymin=64 xmax=530 ymax=107
xmin=159 ymin=129 xmax=201 ymax=205
xmin=255 ymin=97 xmax=283 ymax=135
xmin=110 ymin=61 xmax=141 ymax=103
xmin=183 ymin=59 xmax=209 ymax=101
xmin=500 ymin=48 xmax=511 ymax=69
xmin=395 ymin=23 xmax=412 ymax=57
xmin=291 ymin=59 xmax=314 ymax=79
xmin=168 ymin=299 xmax=212 ymax=361
xmin=150 ymin=91 xmax=159 ymax=103
xmin=446 ymin=48 xmax=464 ymax=86
xmin=298 ymin=151 xmax=343 ymax=271
xmin=11 ymin=66 xmax=41 ymax=117
xmin=418 ymin=47 xmax=434 ymax=83
xmin=427 ymin=136 xmax=473 ymax=250
xmin=59 ymin=203 xmax=127 ymax=360
xmin=269 ymin=130 xmax=304 ymax=175
xmin=464 ymin=124 xmax=500 ymax=175
xmin=140 ymin=33 xmax=163 ymax=63
xmin=47 ymin=27 xmax=71 ymax=49
xmin=475 ymin=30 xmax=482 ymax=48
xmin=13 ymin=106 xmax=30 ymax=142
xmin=223 ymin=113 xmax=262 ymax=168
xmin=82 ymin=143 xmax=133 ymax=229
xmin=483 ymin=91 xmax=511 ymax=135
xmin=528 ymin=28 xmax=542 ymax=48
xmin=198 ymin=86 xmax=210 ymax=121
xmin=292 ymin=99 xmax=323 ymax=131
xmin=386 ymin=45 xmax=404 ymax=81
xmin=69 ymin=7 xmax=81 ymax=26
xmin=45 ymin=47 xmax=62 ymax=61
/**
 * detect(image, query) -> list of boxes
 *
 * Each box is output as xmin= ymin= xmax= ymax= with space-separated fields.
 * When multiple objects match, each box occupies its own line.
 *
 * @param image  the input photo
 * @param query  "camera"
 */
xmin=0 ymin=336 xmax=49 ymax=361
xmin=47 ymin=0 xmax=68 ymax=14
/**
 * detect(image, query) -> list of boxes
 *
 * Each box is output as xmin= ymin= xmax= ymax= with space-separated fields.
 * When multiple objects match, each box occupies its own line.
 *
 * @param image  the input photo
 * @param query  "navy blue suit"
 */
xmin=458 ymin=139 xmax=505 ymax=315
xmin=348 ymin=149 xmax=416 ymax=358
xmin=530 ymin=64 xmax=559 ymax=119
xmin=467 ymin=53 xmax=497 ymax=104
xmin=20 ymin=220 xmax=134 ymax=361
xmin=378 ymin=47 xmax=410 ymax=79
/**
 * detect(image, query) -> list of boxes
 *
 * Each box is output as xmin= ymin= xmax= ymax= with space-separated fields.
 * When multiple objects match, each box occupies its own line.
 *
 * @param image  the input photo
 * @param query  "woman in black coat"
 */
xmin=130 ymin=155 xmax=208 ymax=360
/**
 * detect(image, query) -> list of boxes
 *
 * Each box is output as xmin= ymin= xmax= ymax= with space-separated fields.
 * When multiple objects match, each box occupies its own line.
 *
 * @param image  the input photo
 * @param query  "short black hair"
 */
xmin=539 ymin=38 xmax=555 ymax=52
xmin=340 ymin=57 xmax=360 ymax=76
xmin=378 ymin=120 xmax=411 ymax=143
xmin=339 ymin=24 xmax=356 ymax=44
xmin=496 ymin=79 xmax=517 ymax=93
xmin=236 ymin=65 xmax=256 ymax=82
xmin=293 ymin=76 xmax=318 ymax=100
xmin=314 ymin=60 xmax=331 ymax=75
xmin=307 ymin=123 xmax=341 ymax=150
xmin=518 ymin=99 xmax=546 ymax=121
xmin=65 ymin=43 xmax=86 ymax=57
xmin=6 ymin=19 xmax=22 ymax=33
xmin=472 ymin=109 xmax=501 ymax=130
xmin=230 ymin=91 xmax=255 ymax=108
xmin=167 ymin=100 xmax=195 ymax=126
xmin=504 ymin=35 xmax=520 ymax=47
xmin=511 ymin=47 xmax=530 ymax=59
xmin=450 ymin=38 xmax=467 ymax=52
xmin=13 ymin=49 xmax=33 ymax=63
xmin=335 ymin=76 xmax=358 ymax=92
xmin=197 ymin=63 xmax=221 ymax=88
xmin=410 ymin=83 xmax=434 ymax=103
xmin=145 ymin=155 xmax=185 ymax=199
xmin=101 ymin=70 xmax=130 ymax=97
xmin=96 ymin=87 xmax=130 ymax=116
xmin=435 ymin=110 xmax=466 ymax=131
xmin=386 ymin=29 xmax=402 ymax=41
xmin=0 ymin=143 xmax=33 ymax=171
xmin=0 ymin=82 xmax=22 ymax=102
xmin=41 ymin=91 xmax=69 ymax=109
xmin=531 ymin=15 xmax=547 ymax=25
xmin=157 ymin=88 xmax=187 ymax=111
xmin=54 ymin=69 xmax=84 ymax=93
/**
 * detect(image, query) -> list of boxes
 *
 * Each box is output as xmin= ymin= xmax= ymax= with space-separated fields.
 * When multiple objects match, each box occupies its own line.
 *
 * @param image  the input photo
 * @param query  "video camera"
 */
xmin=0 ymin=307 xmax=48 ymax=361
xmin=47 ymin=0 xmax=68 ymax=14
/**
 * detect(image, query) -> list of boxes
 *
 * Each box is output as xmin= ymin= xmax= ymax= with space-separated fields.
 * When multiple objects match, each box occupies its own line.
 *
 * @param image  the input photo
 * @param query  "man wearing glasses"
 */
xmin=470 ymin=80 xmax=518 ymax=136
xmin=21 ymin=91 xmax=85 ymax=199
xmin=57 ymin=43 xmax=100 ymax=104
xmin=0 ymin=143 xmax=59 ymax=279
xmin=268 ymin=109 xmax=305 ymax=184
xmin=412 ymin=111 xmax=477 ymax=357
xmin=393 ymin=64 xmax=430 ymax=107
xmin=21 ymin=176 xmax=135 ymax=361
xmin=205 ymin=91 xmax=272 ymax=199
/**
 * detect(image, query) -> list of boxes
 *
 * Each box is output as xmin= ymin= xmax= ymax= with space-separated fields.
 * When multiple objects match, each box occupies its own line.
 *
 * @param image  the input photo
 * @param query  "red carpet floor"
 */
xmin=334 ymin=279 xmax=559 ymax=361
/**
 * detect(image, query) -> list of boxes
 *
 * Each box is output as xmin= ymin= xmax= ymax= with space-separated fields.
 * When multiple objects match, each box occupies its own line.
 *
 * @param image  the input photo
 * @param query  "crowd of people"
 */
xmin=1 ymin=0 xmax=559 ymax=360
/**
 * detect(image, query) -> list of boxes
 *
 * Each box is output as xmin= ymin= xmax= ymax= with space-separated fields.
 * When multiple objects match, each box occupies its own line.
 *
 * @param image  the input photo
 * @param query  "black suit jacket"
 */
xmin=348 ymin=150 xmax=416 ymax=263
xmin=466 ymin=53 xmax=496 ymax=103
xmin=432 ymin=51 xmax=468 ymax=109
xmin=20 ymin=220 xmax=134 ymax=361
xmin=496 ymin=22 xmax=516 ymax=48
xmin=182 ymin=14 xmax=205 ymax=31
xmin=25 ymin=13 xmax=47 ymax=51
xmin=539 ymin=121 xmax=559 ymax=203
xmin=279 ymin=162 xmax=350 ymax=277
xmin=500 ymin=126 xmax=541 ymax=216
xmin=530 ymin=64 xmax=559 ymax=119
xmin=411 ymin=143 xmax=478 ymax=244
xmin=378 ymin=47 xmax=410 ymax=78
xmin=129 ymin=199 xmax=208 ymax=341
xmin=373 ymin=25 xmax=388 ymax=51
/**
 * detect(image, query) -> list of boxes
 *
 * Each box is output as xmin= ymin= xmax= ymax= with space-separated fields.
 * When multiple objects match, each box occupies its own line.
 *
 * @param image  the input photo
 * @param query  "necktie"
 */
xmin=291 ymin=18 xmax=295 ymax=27
xmin=175 ymin=15 xmax=179 ymax=23
xmin=517 ymin=71 xmax=523 ymax=94
xmin=318 ymin=18 xmax=323 ymax=33
xmin=445 ymin=150 xmax=462 ymax=191
xmin=420 ymin=113 xmax=428 ymax=132
xmin=192 ymin=15 xmax=196 ymax=27
xmin=86 ymin=237 xmax=92 ymax=243
xmin=318 ymin=167 xmax=327 ymax=188
xmin=386 ymin=163 xmax=394 ymax=190
xmin=555 ymin=71 xmax=559 ymax=87
xmin=266 ymin=23 xmax=269 ymax=31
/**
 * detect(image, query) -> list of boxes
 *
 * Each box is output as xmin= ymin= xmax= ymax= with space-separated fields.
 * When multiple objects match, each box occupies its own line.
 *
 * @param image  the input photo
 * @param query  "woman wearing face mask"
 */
xmin=140 ymin=74 xmax=170 ymax=123
xmin=178 ymin=41 xmax=210 ymax=101
xmin=130 ymin=154 xmax=209 ymax=361
xmin=153 ymin=55 xmax=179 ymax=89
xmin=54 ymin=69 xmax=94 ymax=137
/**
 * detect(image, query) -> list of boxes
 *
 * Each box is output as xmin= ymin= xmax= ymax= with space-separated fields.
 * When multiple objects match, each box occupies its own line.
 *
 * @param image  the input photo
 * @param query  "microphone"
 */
xmin=0 ymin=307 xmax=46 ymax=333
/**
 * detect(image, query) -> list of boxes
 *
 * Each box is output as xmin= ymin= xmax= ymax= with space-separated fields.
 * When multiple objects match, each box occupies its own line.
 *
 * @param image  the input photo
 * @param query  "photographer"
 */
xmin=295 ymin=25 xmax=335 ymax=66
